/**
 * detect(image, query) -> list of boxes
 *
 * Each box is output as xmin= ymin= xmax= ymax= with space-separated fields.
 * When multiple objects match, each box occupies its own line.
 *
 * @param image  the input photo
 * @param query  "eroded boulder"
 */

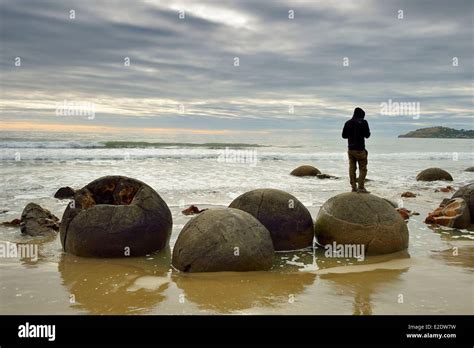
xmin=425 ymin=198 xmax=470 ymax=229
xmin=451 ymin=183 xmax=474 ymax=222
xmin=60 ymin=176 xmax=172 ymax=258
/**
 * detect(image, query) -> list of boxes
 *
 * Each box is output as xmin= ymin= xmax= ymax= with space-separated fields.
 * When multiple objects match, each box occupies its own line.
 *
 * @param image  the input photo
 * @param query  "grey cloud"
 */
xmin=0 ymin=0 xmax=472 ymax=131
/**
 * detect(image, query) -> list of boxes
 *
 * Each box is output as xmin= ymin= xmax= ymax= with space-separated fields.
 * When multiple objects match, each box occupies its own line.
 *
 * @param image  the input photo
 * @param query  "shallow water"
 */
xmin=0 ymin=131 xmax=473 ymax=314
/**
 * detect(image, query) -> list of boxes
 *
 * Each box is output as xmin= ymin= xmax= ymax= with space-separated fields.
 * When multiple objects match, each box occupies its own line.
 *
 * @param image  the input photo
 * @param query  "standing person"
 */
xmin=342 ymin=107 xmax=371 ymax=193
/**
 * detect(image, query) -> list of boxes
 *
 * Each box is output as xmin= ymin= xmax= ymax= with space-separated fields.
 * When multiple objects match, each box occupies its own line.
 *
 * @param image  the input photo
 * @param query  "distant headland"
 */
xmin=398 ymin=126 xmax=474 ymax=139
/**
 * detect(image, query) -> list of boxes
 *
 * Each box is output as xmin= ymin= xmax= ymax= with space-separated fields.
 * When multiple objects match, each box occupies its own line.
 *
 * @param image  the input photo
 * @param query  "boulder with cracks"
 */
xmin=60 ymin=176 xmax=172 ymax=258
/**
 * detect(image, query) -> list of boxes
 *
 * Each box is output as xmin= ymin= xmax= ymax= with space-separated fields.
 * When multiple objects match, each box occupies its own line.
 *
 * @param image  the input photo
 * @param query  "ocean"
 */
xmin=0 ymin=130 xmax=473 ymax=314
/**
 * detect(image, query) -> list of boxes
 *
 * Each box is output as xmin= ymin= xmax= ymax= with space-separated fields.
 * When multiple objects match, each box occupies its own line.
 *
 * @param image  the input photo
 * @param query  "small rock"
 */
xmin=465 ymin=167 xmax=474 ymax=172
xmin=316 ymin=173 xmax=338 ymax=179
xmin=401 ymin=192 xmax=417 ymax=198
xmin=396 ymin=208 xmax=410 ymax=221
xmin=20 ymin=203 xmax=60 ymax=236
xmin=1 ymin=218 xmax=21 ymax=226
xmin=435 ymin=186 xmax=454 ymax=193
xmin=182 ymin=205 xmax=207 ymax=215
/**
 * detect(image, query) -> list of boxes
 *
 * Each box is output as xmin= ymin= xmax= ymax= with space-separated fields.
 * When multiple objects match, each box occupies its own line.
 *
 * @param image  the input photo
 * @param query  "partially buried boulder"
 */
xmin=425 ymin=198 xmax=470 ymax=229
xmin=465 ymin=167 xmax=474 ymax=172
xmin=60 ymin=176 xmax=172 ymax=258
xmin=416 ymin=168 xmax=453 ymax=181
xmin=229 ymin=188 xmax=314 ymax=251
xmin=314 ymin=193 xmax=409 ymax=255
xmin=290 ymin=165 xmax=321 ymax=177
xmin=20 ymin=203 xmax=60 ymax=236
xmin=451 ymin=183 xmax=474 ymax=222
xmin=172 ymin=208 xmax=274 ymax=272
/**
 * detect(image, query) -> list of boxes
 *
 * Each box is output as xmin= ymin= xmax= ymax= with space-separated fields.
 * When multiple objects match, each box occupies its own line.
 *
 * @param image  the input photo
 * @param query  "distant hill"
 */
xmin=398 ymin=126 xmax=474 ymax=139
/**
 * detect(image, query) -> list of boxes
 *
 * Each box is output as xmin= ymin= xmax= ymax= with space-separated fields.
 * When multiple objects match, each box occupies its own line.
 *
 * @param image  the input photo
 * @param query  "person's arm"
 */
xmin=364 ymin=121 xmax=371 ymax=138
xmin=342 ymin=122 xmax=349 ymax=139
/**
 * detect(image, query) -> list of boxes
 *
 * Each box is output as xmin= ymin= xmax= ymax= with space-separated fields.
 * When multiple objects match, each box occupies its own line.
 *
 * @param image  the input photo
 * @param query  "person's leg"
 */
xmin=357 ymin=150 xmax=368 ymax=190
xmin=348 ymin=150 xmax=357 ymax=191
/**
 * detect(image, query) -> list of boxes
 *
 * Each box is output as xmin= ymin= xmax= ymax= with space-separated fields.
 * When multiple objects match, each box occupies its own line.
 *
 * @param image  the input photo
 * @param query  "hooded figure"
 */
xmin=342 ymin=107 xmax=370 ymax=150
xmin=342 ymin=107 xmax=371 ymax=192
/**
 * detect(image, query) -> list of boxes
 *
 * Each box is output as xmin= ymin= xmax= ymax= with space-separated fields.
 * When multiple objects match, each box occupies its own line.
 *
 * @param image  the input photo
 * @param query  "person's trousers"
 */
xmin=348 ymin=149 xmax=368 ymax=189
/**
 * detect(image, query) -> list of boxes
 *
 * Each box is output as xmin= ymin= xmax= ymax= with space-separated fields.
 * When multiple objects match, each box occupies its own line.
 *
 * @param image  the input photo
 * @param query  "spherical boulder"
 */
xmin=229 ymin=189 xmax=314 ymax=251
xmin=314 ymin=192 xmax=409 ymax=255
xmin=172 ymin=208 xmax=274 ymax=272
xmin=60 ymin=176 xmax=172 ymax=258
xmin=290 ymin=165 xmax=321 ymax=177
xmin=452 ymin=183 xmax=474 ymax=222
xmin=416 ymin=168 xmax=453 ymax=181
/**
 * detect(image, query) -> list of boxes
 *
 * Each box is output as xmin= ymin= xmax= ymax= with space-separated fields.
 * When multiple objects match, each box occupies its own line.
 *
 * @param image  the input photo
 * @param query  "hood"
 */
xmin=352 ymin=107 xmax=365 ymax=119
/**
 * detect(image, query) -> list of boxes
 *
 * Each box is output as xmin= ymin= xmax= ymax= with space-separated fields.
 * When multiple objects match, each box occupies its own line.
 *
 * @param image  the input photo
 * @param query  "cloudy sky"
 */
xmin=0 ymin=0 xmax=472 ymax=135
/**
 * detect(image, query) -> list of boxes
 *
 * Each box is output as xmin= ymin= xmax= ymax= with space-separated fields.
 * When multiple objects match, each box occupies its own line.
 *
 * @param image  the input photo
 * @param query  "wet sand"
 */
xmin=1 ymin=202 xmax=473 ymax=315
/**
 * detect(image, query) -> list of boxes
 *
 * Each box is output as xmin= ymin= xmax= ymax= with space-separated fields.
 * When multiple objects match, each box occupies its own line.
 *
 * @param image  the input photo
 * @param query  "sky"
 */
xmin=0 ymin=0 xmax=472 ymax=135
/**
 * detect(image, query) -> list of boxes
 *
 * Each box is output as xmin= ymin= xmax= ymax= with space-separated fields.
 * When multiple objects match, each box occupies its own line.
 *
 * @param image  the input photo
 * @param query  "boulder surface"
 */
xmin=290 ymin=165 xmax=321 ymax=177
xmin=314 ymin=192 xmax=409 ymax=255
xmin=229 ymin=188 xmax=314 ymax=251
xmin=172 ymin=208 xmax=274 ymax=272
xmin=416 ymin=168 xmax=453 ymax=181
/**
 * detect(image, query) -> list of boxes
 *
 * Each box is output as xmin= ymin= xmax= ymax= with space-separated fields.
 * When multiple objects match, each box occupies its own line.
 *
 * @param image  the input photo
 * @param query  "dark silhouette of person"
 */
xmin=342 ymin=107 xmax=371 ymax=193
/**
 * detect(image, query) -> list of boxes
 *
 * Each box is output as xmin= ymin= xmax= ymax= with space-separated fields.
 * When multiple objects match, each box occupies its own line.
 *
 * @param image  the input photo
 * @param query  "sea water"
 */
xmin=0 ymin=130 xmax=473 ymax=314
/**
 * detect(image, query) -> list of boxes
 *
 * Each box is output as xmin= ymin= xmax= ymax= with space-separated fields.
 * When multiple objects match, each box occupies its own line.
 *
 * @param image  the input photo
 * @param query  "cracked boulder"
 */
xmin=314 ymin=192 xmax=409 ymax=255
xmin=451 ymin=183 xmax=474 ymax=223
xmin=416 ymin=168 xmax=453 ymax=181
xmin=172 ymin=208 xmax=274 ymax=272
xmin=425 ymin=198 xmax=470 ymax=229
xmin=60 ymin=176 xmax=172 ymax=258
xmin=229 ymin=188 xmax=314 ymax=251
xmin=20 ymin=203 xmax=60 ymax=236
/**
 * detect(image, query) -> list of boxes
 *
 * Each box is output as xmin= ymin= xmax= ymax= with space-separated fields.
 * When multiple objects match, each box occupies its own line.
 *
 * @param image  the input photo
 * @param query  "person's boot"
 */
xmin=357 ymin=187 xmax=370 ymax=193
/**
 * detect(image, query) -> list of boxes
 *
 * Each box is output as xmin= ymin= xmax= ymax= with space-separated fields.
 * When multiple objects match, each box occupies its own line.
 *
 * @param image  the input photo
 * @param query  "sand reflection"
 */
xmin=58 ymin=248 xmax=171 ymax=314
xmin=172 ymin=270 xmax=315 ymax=313
xmin=314 ymin=251 xmax=411 ymax=315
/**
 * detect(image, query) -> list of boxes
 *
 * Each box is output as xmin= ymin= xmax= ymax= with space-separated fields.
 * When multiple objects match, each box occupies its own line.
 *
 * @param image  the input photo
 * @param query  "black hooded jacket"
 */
xmin=342 ymin=108 xmax=371 ymax=151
